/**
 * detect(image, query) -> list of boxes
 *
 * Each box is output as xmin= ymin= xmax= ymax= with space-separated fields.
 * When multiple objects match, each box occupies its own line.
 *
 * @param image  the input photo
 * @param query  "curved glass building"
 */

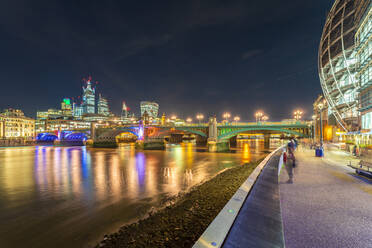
xmin=318 ymin=0 xmax=359 ymax=131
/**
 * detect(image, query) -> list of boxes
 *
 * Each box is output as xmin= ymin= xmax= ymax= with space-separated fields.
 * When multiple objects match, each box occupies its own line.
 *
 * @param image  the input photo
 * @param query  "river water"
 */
xmin=0 ymin=140 xmax=275 ymax=248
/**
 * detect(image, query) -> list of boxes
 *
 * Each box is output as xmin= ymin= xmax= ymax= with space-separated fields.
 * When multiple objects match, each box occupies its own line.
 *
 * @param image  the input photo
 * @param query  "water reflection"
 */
xmin=0 ymin=141 xmax=272 ymax=248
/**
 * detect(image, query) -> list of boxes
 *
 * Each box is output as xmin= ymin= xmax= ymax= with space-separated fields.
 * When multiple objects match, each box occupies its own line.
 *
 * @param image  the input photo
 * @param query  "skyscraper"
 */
xmin=121 ymin=101 xmax=128 ymax=119
xmin=97 ymin=94 xmax=110 ymax=116
xmin=140 ymin=101 xmax=159 ymax=119
xmin=73 ymin=103 xmax=83 ymax=119
xmin=82 ymin=77 xmax=95 ymax=114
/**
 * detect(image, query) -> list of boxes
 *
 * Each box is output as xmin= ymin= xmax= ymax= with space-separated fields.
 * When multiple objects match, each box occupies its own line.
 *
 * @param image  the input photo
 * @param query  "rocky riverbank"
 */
xmin=96 ymin=160 xmax=261 ymax=248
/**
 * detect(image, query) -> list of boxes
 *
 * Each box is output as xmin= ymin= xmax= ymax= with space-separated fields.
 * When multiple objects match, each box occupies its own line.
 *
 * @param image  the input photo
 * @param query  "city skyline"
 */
xmin=0 ymin=0 xmax=335 ymax=120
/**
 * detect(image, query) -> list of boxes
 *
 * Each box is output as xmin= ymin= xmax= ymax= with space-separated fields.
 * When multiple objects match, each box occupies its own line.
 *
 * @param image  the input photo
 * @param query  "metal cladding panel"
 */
xmin=318 ymin=0 xmax=361 ymax=131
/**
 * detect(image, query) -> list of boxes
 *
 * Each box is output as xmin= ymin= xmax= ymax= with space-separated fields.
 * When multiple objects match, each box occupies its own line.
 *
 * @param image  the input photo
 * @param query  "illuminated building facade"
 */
xmin=140 ymin=101 xmax=159 ymax=119
xmin=319 ymin=0 xmax=359 ymax=131
xmin=82 ymin=79 xmax=95 ymax=114
xmin=37 ymin=109 xmax=62 ymax=120
xmin=313 ymin=95 xmax=339 ymax=142
xmin=73 ymin=103 xmax=83 ymax=119
xmin=61 ymin=98 xmax=72 ymax=117
xmin=0 ymin=109 xmax=35 ymax=138
xmin=97 ymin=94 xmax=110 ymax=116
xmin=37 ymin=119 xmax=91 ymax=132
xmin=121 ymin=101 xmax=128 ymax=119
xmin=356 ymin=2 xmax=372 ymax=130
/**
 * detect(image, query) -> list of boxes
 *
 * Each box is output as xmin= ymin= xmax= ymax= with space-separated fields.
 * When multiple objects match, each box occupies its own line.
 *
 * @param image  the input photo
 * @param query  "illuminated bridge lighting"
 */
xmin=63 ymin=133 xmax=88 ymax=141
xmin=36 ymin=133 xmax=58 ymax=142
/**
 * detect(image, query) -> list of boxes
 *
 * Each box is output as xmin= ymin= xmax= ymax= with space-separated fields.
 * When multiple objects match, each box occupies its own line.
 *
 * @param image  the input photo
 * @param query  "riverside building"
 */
xmin=319 ymin=0 xmax=371 ymax=145
xmin=0 ymin=109 xmax=35 ymax=139
xmin=140 ymin=101 xmax=159 ymax=119
xmin=97 ymin=94 xmax=111 ymax=116
xmin=355 ymin=2 xmax=372 ymax=131
xmin=318 ymin=0 xmax=359 ymax=132
xmin=82 ymin=78 xmax=96 ymax=114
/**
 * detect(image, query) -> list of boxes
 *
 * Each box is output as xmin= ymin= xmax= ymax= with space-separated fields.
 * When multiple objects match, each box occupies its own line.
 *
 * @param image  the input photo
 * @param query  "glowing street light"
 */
xmin=196 ymin=114 xmax=204 ymax=124
xmin=312 ymin=115 xmax=317 ymax=143
xmin=223 ymin=112 xmax=231 ymax=122
xmin=317 ymin=102 xmax=325 ymax=146
xmin=233 ymin=116 xmax=240 ymax=124
xmin=186 ymin=118 xmax=192 ymax=123
xmin=255 ymin=111 xmax=264 ymax=122
xmin=171 ymin=115 xmax=177 ymax=120
xmin=262 ymin=115 xmax=269 ymax=122
xmin=293 ymin=110 xmax=303 ymax=121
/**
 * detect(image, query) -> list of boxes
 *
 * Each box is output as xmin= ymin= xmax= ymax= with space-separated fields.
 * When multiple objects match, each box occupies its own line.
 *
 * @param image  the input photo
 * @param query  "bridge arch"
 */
xmin=96 ymin=127 xmax=140 ymax=141
xmin=63 ymin=132 xmax=88 ymax=141
xmin=150 ymin=127 xmax=208 ymax=138
xmin=173 ymin=127 xmax=208 ymax=138
xmin=218 ymin=127 xmax=307 ymax=140
xmin=36 ymin=133 xmax=58 ymax=142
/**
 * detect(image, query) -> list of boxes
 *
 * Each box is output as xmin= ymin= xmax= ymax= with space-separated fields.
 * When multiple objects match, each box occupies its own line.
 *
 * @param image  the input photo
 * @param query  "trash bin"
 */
xmin=315 ymin=147 xmax=324 ymax=157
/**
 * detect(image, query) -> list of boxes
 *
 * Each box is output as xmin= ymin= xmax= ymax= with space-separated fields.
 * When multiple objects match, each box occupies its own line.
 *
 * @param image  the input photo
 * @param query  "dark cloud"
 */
xmin=242 ymin=50 xmax=263 ymax=60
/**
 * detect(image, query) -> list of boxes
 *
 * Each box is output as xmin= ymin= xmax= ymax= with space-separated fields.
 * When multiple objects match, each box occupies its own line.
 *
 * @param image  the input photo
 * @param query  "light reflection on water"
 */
xmin=0 ymin=141 xmax=273 ymax=248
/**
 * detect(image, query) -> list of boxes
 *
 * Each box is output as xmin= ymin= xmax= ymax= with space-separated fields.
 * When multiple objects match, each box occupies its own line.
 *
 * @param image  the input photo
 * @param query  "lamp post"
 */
xmin=233 ymin=116 xmax=240 ymax=124
xmin=255 ymin=111 xmax=263 ymax=123
xmin=262 ymin=115 xmax=269 ymax=122
xmin=318 ymin=103 xmax=324 ymax=147
xmin=312 ymin=115 xmax=316 ymax=144
xmin=196 ymin=114 xmax=204 ymax=124
xmin=223 ymin=112 xmax=231 ymax=123
xmin=186 ymin=118 xmax=192 ymax=124
xmin=294 ymin=110 xmax=303 ymax=121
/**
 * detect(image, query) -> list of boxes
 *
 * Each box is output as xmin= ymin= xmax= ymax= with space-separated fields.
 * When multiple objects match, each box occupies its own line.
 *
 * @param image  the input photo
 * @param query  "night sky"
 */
xmin=0 ymin=0 xmax=334 ymax=121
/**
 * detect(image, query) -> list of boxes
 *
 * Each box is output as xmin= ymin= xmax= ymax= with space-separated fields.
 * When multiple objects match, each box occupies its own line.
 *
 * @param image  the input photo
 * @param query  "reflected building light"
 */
xmin=110 ymin=155 xmax=121 ymax=197
xmin=127 ymin=154 xmax=139 ymax=199
xmin=80 ymin=146 xmax=90 ymax=181
xmin=2 ymin=148 xmax=35 ymax=201
xmin=144 ymin=155 xmax=158 ymax=197
xmin=61 ymin=147 xmax=69 ymax=193
xmin=94 ymin=152 xmax=106 ymax=200
xmin=52 ymin=147 xmax=62 ymax=192
xmin=242 ymin=143 xmax=251 ymax=163
xmin=71 ymin=149 xmax=82 ymax=195
xmin=136 ymin=153 xmax=146 ymax=186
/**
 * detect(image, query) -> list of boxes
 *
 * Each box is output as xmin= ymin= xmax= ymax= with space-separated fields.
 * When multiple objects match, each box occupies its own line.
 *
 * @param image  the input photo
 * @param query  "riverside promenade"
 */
xmin=280 ymin=146 xmax=372 ymax=248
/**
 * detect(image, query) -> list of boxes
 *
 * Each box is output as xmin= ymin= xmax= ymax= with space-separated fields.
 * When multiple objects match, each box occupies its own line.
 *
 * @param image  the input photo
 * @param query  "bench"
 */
xmin=356 ymin=160 xmax=372 ymax=178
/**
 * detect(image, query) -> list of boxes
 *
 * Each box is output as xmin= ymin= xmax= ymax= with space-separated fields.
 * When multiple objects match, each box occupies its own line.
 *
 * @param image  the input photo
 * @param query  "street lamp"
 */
xmin=317 ymin=103 xmax=324 ymax=146
xmin=171 ymin=115 xmax=177 ymax=120
xmin=186 ymin=118 xmax=192 ymax=123
xmin=196 ymin=114 xmax=204 ymax=124
xmin=262 ymin=115 xmax=269 ymax=122
xmin=233 ymin=116 xmax=240 ymax=124
xmin=312 ymin=115 xmax=316 ymax=144
xmin=223 ymin=112 xmax=231 ymax=122
xmin=255 ymin=111 xmax=264 ymax=123
xmin=294 ymin=110 xmax=303 ymax=121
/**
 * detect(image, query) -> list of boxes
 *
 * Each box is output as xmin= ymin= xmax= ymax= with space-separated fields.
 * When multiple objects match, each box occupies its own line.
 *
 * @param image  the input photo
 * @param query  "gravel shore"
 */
xmin=96 ymin=160 xmax=260 ymax=248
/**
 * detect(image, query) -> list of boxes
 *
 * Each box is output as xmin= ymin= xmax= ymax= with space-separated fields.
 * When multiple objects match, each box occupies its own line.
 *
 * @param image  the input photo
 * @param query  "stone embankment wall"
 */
xmin=0 ymin=139 xmax=35 ymax=147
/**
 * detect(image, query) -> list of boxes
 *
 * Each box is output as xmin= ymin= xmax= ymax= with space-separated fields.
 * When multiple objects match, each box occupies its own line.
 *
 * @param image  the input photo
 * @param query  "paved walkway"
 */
xmin=280 ymin=146 xmax=372 ymax=248
xmin=223 ymin=151 xmax=284 ymax=248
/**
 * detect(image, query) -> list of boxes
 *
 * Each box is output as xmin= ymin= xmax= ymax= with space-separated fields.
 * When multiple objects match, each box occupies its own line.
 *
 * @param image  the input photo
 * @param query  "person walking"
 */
xmin=284 ymin=140 xmax=296 ymax=184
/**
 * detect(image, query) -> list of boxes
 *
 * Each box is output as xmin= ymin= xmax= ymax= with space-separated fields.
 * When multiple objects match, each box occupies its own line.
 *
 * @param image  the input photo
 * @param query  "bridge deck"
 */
xmin=222 ymin=151 xmax=285 ymax=248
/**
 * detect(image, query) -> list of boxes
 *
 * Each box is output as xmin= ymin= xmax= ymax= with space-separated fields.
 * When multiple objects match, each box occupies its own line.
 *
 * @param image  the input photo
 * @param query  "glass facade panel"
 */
xmin=318 ymin=0 xmax=359 ymax=131
xmin=362 ymin=112 xmax=372 ymax=129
